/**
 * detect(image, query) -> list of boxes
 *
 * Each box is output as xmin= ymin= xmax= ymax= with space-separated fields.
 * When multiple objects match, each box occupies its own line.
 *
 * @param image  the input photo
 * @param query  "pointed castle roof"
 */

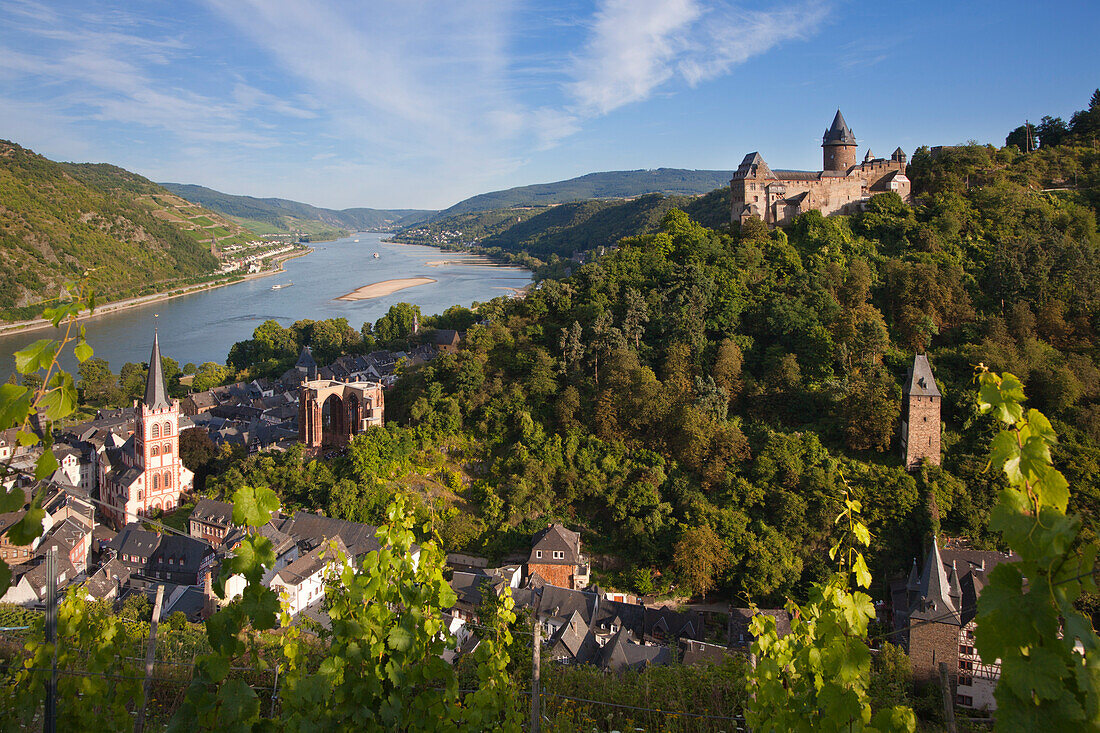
xmin=904 ymin=354 xmax=941 ymax=398
xmin=822 ymin=109 xmax=857 ymax=147
xmin=144 ymin=329 xmax=171 ymax=410
xmin=912 ymin=537 xmax=961 ymax=625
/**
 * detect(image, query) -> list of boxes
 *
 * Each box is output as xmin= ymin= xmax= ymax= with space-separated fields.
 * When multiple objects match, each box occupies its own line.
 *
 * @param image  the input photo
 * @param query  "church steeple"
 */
xmin=144 ymin=327 xmax=171 ymax=410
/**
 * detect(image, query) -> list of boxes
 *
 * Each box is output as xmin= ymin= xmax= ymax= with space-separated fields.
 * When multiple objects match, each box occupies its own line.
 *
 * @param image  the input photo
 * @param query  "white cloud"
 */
xmin=569 ymin=0 xmax=829 ymax=115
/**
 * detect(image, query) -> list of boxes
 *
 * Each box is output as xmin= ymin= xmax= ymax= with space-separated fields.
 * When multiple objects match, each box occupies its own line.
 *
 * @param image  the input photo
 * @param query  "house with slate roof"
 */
xmin=527 ymin=523 xmax=589 ymax=590
xmin=189 ymin=498 xmax=235 ymax=544
xmin=270 ymin=536 xmax=349 ymax=616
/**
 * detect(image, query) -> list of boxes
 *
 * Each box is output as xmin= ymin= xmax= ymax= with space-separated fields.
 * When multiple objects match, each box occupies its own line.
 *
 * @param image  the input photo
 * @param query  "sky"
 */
xmin=0 ymin=0 xmax=1097 ymax=211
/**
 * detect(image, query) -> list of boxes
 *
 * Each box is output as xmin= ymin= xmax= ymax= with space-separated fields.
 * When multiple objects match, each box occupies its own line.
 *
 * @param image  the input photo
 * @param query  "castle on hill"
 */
xmin=730 ymin=110 xmax=911 ymax=226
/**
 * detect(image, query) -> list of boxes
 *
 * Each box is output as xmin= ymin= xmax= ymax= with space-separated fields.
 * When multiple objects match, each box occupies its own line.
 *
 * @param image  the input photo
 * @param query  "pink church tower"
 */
xmin=103 ymin=327 xmax=194 ymax=527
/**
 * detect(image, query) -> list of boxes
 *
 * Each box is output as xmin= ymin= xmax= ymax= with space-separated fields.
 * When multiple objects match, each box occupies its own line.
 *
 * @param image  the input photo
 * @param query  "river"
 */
xmin=0 ymin=233 xmax=531 ymax=380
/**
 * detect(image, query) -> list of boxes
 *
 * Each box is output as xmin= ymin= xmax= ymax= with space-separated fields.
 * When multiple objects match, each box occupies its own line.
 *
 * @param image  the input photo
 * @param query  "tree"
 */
xmin=558 ymin=321 xmax=585 ymax=378
xmin=1037 ymin=115 xmax=1069 ymax=148
xmin=622 ymin=287 xmax=649 ymax=349
xmin=842 ymin=364 xmax=901 ymax=452
xmin=712 ymin=338 xmax=742 ymax=400
xmin=78 ymin=357 xmax=118 ymax=405
xmin=191 ymin=361 xmax=230 ymax=391
xmin=375 ymin=303 xmax=421 ymax=344
xmin=673 ymin=523 xmax=729 ymax=597
xmin=118 ymin=362 xmax=146 ymax=402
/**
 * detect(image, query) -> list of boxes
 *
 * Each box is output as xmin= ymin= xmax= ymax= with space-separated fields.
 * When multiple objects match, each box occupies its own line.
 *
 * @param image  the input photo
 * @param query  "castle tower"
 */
xmin=132 ymin=329 xmax=192 ymax=515
xmin=822 ymin=110 xmax=858 ymax=172
xmin=906 ymin=536 xmax=962 ymax=683
xmin=901 ymin=354 xmax=942 ymax=470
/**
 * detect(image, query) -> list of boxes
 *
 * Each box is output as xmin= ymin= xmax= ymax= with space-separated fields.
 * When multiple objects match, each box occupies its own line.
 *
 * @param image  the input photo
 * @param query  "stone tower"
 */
xmin=901 ymin=354 xmax=942 ymax=470
xmin=822 ymin=109 xmax=858 ymax=172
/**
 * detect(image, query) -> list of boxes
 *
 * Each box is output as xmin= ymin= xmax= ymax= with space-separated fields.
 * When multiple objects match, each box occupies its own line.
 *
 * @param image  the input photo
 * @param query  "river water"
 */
xmin=0 ymin=233 xmax=531 ymax=379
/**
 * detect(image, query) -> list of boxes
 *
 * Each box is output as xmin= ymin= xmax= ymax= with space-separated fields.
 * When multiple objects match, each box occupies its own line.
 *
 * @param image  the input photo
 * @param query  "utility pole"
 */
xmin=134 ymin=584 xmax=165 ymax=733
xmin=938 ymin=662 xmax=958 ymax=733
xmin=44 ymin=549 xmax=57 ymax=733
xmin=530 ymin=620 xmax=541 ymax=733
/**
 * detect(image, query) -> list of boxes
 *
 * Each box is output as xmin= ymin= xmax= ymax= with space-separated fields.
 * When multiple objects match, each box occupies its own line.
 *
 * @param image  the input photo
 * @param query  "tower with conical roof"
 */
xmin=822 ymin=109 xmax=858 ymax=171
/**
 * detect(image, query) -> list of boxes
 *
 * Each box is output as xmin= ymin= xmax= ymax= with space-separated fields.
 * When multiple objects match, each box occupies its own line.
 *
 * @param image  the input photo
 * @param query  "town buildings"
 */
xmin=730 ymin=110 xmax=911 ymax=226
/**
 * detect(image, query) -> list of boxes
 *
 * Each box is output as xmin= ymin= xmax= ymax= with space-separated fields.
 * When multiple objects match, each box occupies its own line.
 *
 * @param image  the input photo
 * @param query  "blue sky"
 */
xmin=1 ymin=0 xmax=1097 ymax=210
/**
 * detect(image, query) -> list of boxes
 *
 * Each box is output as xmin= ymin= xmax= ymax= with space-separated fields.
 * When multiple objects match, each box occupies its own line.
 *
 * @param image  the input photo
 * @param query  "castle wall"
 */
xmin=732 ymin=158 xmax=909 ymax=226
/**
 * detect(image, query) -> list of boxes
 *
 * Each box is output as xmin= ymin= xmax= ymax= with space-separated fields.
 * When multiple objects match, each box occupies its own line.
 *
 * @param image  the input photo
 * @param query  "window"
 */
xmin=958 ymin=675 xmax=972 ymax=687
xmin=151 ymin=424 xmax=160 ymax=438
xmin=956 ymin=695 xmax=973 ymax=707
xmin=153 ymin=474 xmax=159 ymax=490
xmin=137 ymin=490 xmax=143 ymax=501
xmin=164 ymin=473 xmax=172 ymax=490
xmin=163 ymin=422 xmax=172 ymax=436
xmin=150 ymin=445 xmax=159 ymax=457
xmin=535 ymin=550 xmax=542 ymax=559
xmin=163 ymin=443 xmax=172 ymax=454
xmin=553 ymin=551 xmax=565 ymax=560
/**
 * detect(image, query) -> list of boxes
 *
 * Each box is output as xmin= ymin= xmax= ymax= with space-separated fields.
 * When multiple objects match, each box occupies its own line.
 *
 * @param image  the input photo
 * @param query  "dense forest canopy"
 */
xmin=191 ymin=91 xmax=1100 ymax=607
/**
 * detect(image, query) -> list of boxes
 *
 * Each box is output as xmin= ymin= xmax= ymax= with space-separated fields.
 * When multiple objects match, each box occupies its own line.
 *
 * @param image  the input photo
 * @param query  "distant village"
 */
xmin=0 ymin=319 xmax=1015 ymax=712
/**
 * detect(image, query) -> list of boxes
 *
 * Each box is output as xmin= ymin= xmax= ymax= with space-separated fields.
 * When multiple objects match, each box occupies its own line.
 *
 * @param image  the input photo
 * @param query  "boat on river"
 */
xmin=271 ymin=282 xmax=294 ymax=290
xmin=373 ymin=253 xmax=380 ymax=259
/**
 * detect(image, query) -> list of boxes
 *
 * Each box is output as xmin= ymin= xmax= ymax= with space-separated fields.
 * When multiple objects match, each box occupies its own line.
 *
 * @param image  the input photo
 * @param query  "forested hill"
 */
xmin=0 ymin=141 xmax=225 ymax=320
xmin=390 ymin=187 xmax=732 ymax=258
xmin=372 ymin=91 xmax=1100 ymax=604
xmin=433 ymin=168 xmax=737 ymax=218
xmin=160 ymin=182 xmax=434 ymax=236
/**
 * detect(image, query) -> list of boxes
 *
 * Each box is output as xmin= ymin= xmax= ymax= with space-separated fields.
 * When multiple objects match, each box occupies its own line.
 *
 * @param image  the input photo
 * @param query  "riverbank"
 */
xmin=335 ymin=277 xmax=437 ymax=301
xmin=0 ymin=247 xmax=312 ymax=338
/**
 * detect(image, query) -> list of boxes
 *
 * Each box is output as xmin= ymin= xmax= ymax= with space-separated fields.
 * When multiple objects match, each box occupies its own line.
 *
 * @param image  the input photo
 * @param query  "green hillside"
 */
xmin=0 ymin=141 xmax=225 ymax=320
xmin=433 ymin=167 xmax=736 ymax=218
xmin=160 ymin=182 xmax=434 ymax=236
xmin=391 ymin=187 xmax=732 ymax=258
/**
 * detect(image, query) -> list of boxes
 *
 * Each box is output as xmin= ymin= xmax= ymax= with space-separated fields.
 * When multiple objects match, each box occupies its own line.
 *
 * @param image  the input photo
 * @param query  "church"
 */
xmin=101 ymin=329 xmax=194 ymax=528
xmin=730 ymin=110 xmax=911 ymax=226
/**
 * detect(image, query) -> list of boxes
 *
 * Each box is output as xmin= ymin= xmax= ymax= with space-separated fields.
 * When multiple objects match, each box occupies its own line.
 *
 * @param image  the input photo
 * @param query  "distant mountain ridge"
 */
xmin=159 ymin=183 xmax=434 ymax=235
xmin=434 ymin=168 xmax=737 ymax=219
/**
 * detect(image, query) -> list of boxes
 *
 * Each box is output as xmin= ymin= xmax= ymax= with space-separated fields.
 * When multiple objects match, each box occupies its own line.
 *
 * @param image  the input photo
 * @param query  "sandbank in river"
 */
xmin=336 ymin=277 xmax=437 ymax=301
